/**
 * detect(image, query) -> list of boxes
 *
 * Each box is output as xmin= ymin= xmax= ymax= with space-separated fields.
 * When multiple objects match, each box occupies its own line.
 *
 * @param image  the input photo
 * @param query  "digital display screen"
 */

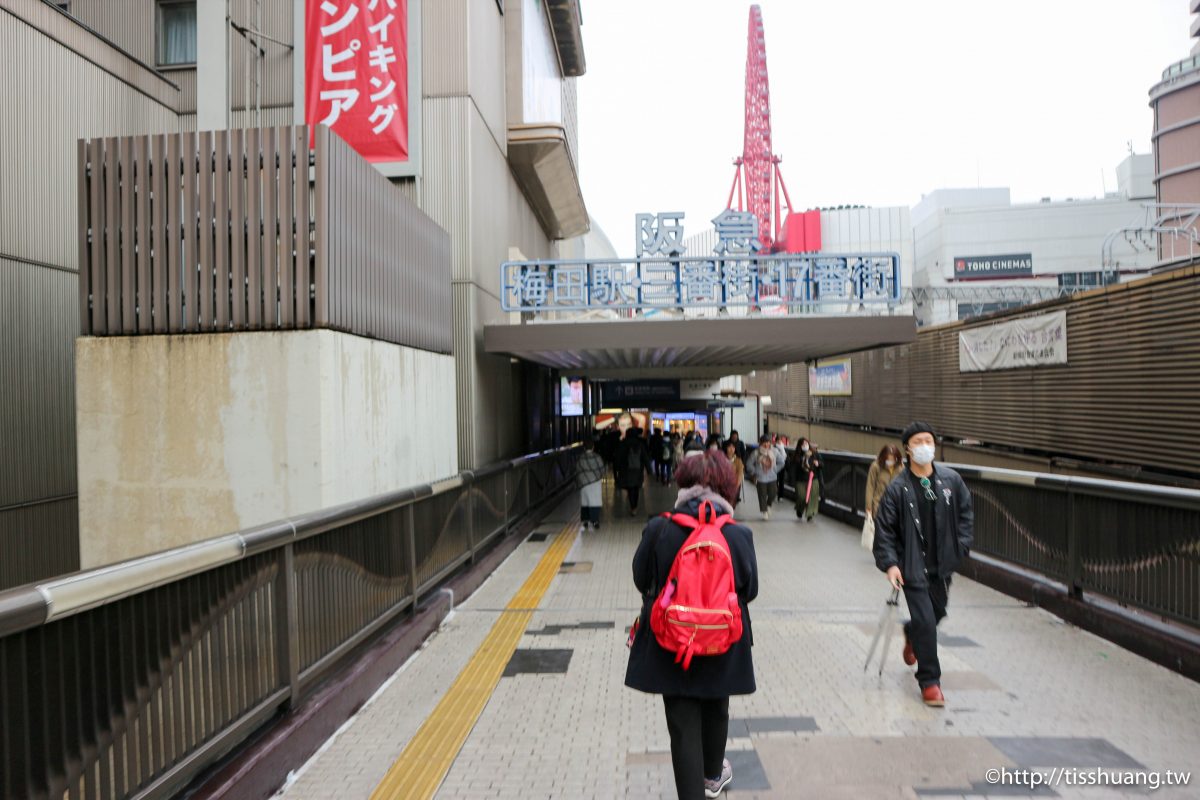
xmin=561 ymin=377 xmax=584 ymax=417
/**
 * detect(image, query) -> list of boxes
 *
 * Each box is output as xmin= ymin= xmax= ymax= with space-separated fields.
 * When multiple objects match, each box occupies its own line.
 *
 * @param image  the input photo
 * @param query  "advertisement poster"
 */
xmin=959 ymin=310 xmax=1068 ymax=372
xmin=305 ymin=0 xmax=412 ymax=166
xmin=560 ymin=376 xmax=584 ymax=416
xmin=808 ymin=358 xmax=853 ymax=396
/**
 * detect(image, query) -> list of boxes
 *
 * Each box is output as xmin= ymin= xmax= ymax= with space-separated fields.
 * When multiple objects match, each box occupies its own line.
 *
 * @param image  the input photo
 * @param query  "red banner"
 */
xmin=305 ymin=0 xmax=409 ymax=164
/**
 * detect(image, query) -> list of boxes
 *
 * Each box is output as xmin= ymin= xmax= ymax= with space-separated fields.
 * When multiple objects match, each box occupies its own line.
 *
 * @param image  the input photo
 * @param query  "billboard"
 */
xmin=809 ymin=358 xmax=853 ymax=396
xmin=953 ymin=254 xmax=1033 ymax=280
xmin=304 ymin=0 xmax=421 ymax=175
xmin=959 ymin=311 xmax=1068 ymax=372
xmin=560 ymin=377 xmax=584 ymax=417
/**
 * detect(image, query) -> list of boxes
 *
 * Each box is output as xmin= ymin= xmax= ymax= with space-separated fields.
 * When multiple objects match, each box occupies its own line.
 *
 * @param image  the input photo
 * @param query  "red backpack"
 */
xmin=649 ymin=500 xmax=744 ymax=670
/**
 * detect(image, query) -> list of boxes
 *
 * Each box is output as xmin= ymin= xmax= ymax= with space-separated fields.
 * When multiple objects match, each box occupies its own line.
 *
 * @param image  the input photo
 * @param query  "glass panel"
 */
xmin=158 ymin=2 xmax=197 ymax=66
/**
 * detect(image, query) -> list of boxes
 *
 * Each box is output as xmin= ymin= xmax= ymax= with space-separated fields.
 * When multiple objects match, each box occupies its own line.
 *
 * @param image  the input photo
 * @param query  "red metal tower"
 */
xmin=725 ymin=5 xmax=818 ymax=253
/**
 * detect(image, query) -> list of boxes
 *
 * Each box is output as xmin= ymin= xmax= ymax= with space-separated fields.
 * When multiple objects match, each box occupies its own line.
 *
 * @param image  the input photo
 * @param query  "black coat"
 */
xmin=614 ymin=436 xmax=651 ymax=489
xmin=873 ymin=464 xmax=974 ymax=589
xmin=624 ymin=498 xmax=758 ymax=698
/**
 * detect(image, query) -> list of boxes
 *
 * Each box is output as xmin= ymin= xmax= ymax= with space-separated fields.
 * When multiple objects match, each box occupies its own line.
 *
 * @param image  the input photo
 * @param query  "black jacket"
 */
xmin=614 ymin=436 xmax=651 ymax=489
xmin=873 ymin=464 xmax=974 ymax=589
xmin=624 ymin=498 xmax=758 ymax=698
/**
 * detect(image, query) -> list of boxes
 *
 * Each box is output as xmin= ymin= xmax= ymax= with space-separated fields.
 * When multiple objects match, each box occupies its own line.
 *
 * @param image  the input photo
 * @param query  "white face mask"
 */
xmin=910 ymin=444 xmax=936 ymax=465
xmin=801 ymin=444 xmax=810 ymax=452
xmin=884 ymin=459 xmax=896 ymax=468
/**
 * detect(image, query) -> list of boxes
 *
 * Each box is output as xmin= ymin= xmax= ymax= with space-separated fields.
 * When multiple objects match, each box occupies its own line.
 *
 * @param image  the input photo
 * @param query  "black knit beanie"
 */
xmin=901 ymin=421 xmax=936 ymax=446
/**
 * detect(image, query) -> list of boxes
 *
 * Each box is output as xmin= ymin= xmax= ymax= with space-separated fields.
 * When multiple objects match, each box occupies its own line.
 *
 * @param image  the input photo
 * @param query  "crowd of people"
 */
xmin=582 ymin=425 xmax=829 ymax=523
xmin=583 ymin=419 xmax=975 ymax=798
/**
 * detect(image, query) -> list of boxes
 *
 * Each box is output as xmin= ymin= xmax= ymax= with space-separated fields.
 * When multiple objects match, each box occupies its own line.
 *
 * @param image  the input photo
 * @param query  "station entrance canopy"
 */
xmin=484 ymin=314 xmax=916 ymax=379
xmin=486 ymin=249 xmax=915 ymax=377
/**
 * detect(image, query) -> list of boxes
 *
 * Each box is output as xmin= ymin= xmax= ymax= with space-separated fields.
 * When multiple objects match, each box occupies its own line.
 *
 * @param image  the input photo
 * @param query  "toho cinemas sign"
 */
xmin=953 ymin=253 xmax=1033 ymax=280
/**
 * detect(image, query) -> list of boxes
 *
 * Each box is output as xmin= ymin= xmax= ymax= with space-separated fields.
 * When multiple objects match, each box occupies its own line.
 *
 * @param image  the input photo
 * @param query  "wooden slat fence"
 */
xmin=77 ymin=125 xmax=451 ymax=353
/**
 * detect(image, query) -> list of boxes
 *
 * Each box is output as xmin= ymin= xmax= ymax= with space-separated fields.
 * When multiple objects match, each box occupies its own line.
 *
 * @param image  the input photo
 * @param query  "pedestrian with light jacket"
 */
xmin=862 ymin=444 xmax=903 ymax=548
xmin=872 ymin=422 xmax=975 ymax=708
xmin=744 ymin=435 xmax=784 ymax=520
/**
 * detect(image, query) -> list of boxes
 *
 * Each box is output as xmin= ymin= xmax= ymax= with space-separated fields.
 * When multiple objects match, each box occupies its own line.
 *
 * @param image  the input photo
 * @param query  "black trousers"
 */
xmin=754 ymin=480 xmax=777 ymax=512
xmin=581 ymin=505 xmax=600 ymax=524
xmin=903 ymin=576 xmax=950 ymax=687
xmin=625 ymin=485 xmax=641 ymax=510
xmin=662 ymin=695 xmax=729 ymax=800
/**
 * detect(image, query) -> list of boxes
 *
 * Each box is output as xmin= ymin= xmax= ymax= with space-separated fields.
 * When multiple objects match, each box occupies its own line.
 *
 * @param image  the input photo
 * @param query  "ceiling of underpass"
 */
xmin=483 ymin=315 xmax=917 ymax=378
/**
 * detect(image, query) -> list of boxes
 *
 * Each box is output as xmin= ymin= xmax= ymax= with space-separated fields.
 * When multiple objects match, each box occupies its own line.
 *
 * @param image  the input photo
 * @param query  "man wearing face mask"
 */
xmin=873 ymin=422 xmax=974 ymax=707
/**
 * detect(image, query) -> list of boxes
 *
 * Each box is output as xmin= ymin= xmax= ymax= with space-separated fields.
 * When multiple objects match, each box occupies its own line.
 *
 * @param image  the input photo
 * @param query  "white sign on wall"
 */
xmin=959 ymin=310 xmax=1068 ymax=372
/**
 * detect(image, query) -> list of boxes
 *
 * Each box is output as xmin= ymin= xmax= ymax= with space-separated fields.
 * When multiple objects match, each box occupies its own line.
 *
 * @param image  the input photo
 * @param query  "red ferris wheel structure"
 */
xmin=725 ymin=5 xmax=819 ymax=254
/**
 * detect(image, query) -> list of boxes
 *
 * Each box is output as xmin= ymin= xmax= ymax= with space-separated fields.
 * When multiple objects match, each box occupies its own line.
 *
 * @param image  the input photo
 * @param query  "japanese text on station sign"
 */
xmin=305 ymin=0 xmax=409 ymax=163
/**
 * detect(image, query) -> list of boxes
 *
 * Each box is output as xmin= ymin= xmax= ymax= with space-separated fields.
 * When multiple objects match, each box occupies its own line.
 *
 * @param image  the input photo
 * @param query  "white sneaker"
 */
xmin=704 ymin=759 xmax=732 ymax=797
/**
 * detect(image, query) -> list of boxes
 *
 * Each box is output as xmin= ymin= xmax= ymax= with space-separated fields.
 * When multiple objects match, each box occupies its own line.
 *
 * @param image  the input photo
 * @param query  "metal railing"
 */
xmin=76 ymin=125 xmax=451 ymax=354
xmin=0 ymin=446 xmax=577 ymax=800
xmin=797 ymin=450 xmax=1200 ymax=629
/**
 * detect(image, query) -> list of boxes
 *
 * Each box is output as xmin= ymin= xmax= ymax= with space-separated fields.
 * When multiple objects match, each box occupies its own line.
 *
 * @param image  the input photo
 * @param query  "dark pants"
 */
xmin=662 ymin=695 xmax=730 ymax=799
xmin=582 ymin=505 xmax=600 ymax=524
xmin=755 ymin=480 xmax=777 ymax=513
xmin=903 ymin=576 xmax=950 ymax=687
xmin=625 ymin=485 xmax=641 ymax=511
xmin=658 ymin=460 xmax=673 ymax=483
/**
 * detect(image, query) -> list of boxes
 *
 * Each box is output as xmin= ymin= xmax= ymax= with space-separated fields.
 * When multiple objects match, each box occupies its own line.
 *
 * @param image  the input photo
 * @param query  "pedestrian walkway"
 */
xmin=278 ymin=479 xmax=1200 ymax=799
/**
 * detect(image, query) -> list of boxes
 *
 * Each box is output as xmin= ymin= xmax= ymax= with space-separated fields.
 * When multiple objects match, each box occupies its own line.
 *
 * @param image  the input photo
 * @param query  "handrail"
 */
xmin=802 ymin=447 xmax=1200 ymax=629
xmin=817 ymin=448 xmax=1200 ymax=510
xmin=0 ymin=444 xmax=580 ymax=638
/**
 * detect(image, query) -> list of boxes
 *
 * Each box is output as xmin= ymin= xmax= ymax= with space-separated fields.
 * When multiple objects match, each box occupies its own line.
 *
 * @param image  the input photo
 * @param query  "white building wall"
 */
xmin=819 ymin=207 xmax=915 ymax=290
xmin=911 ymin=176 xmax=1159 ymax=325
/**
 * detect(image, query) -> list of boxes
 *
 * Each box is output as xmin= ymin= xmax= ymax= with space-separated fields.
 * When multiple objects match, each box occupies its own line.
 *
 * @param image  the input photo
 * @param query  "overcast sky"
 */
xmin=576 ymin=0 xmax=1192 ymax=256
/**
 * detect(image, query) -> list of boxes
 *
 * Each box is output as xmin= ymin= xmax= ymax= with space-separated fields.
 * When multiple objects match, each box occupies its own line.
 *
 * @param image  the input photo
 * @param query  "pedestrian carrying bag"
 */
xmin=649 ymin=500 xmax=743 ymax=670
xmin=861 ymin=513 xmax=875 ymax=550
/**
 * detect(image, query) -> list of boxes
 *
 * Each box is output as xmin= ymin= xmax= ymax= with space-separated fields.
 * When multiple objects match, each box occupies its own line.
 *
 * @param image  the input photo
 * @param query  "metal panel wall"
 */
xmin=746 ymin=267 xmax=1200 ymax=481
xmin=0 ymin=3 xmax=179 ymax=271
xmin=0 ymin=2 xmax=181 ymax=588
xmin=0 ymin=260 xmax=81 ymax=589
xmin=421 ymin=97 xmax=473 ymax=282
xmin=70 ymin=0 xmax=294 ymax=116
xmin=469 ymin=0 xmax=507 ymax=154
xmin=424 ymin=0 xmax=469 ymax=98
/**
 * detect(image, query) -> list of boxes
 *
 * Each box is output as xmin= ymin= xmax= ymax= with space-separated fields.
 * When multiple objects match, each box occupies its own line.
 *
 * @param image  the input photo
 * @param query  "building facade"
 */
xmin=910 ymin=156 xmax=1158 ymax=325
xmin=0 ymin=0 xmax=591 ymax=586
xmin=1149 ymin=0 xmax=1200 ymax=266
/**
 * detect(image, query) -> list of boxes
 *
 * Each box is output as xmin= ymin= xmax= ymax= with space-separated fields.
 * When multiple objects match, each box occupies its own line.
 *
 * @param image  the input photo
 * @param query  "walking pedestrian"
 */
xmin=744 ymin=435 xmax=783 ymax=520
xmin=728 ymin=430 xmax=747 ymax=464
xmin=873 ymin=422 xmax=975 ymax=707
xmin=723 ymin=440 xmax=745 ymax=507
xmin=625 ymin=449 xmax=758 ymax=800
xmin=650 ymin=427 xmax=666 ymax=484
xmin=863 ymin=444 xmax=903 ymax=549
xmin=657 ymin=432 xmax=677 ymax=485
xmin=796 ymin=444 xmax=823 ymax=522
xmin=576 ymin=439 xmax=606 ymax=530
xmin=615 ymin=427 xmax=652 ymax=515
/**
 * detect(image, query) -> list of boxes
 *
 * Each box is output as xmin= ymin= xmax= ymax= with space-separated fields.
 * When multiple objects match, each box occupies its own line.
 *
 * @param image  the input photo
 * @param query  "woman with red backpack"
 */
xmin=624 ymin=448 xmax=759 ymax=799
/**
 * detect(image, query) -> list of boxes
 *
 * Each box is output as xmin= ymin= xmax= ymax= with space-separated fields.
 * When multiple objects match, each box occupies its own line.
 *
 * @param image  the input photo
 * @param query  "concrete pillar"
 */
xmin=196 ymin=0 xmax=229 ymax=130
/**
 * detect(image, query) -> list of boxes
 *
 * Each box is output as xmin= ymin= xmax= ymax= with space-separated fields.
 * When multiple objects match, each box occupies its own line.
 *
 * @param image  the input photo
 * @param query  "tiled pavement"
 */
xmin=278 ymin=478 xmax=1200 ymax=799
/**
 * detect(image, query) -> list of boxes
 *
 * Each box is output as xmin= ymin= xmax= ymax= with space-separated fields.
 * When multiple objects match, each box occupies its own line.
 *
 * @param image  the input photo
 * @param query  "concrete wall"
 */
xmin=76 ymin=330 xmax=457 ymax=568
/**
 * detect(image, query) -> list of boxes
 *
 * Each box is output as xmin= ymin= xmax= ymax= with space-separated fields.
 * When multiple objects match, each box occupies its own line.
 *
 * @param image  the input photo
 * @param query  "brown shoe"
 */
xmin=902 ymin=632 xmax=916 ymax=666
xmin=922 ymin=684 xmax=945 ymax=707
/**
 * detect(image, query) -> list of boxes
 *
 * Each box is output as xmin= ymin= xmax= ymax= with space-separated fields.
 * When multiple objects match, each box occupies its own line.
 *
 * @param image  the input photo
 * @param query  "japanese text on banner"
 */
xmin=305 ymin=0 xmax=409 ymax=163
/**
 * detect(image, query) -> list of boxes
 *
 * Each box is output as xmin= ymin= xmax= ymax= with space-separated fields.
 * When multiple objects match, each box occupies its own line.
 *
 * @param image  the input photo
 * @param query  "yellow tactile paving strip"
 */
xmin=370 ymin=520 xmax=578 ymax=800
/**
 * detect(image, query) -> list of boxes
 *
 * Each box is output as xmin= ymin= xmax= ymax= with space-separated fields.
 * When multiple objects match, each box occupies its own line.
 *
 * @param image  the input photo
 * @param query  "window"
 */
xmin=157 ymin=1 xmax=196 ymax=67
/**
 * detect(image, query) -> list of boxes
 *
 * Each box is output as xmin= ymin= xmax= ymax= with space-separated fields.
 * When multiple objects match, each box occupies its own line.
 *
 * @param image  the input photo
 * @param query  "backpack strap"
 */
xmin=662 ymin=499 xmax=733 ymax=530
